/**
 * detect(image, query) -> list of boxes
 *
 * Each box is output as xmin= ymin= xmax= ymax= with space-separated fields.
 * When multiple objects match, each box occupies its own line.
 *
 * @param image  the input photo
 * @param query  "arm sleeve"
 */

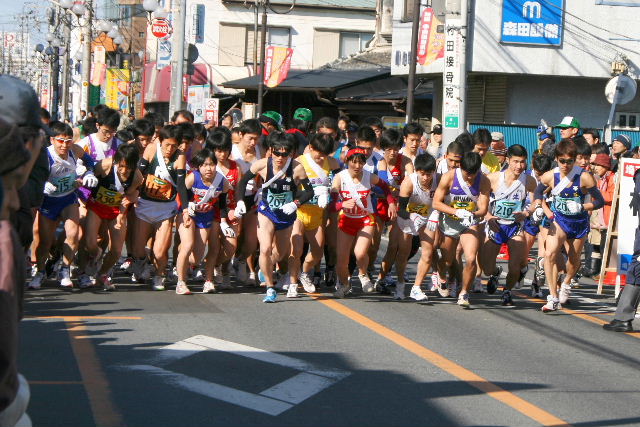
xmin=80 ymin=153 xmax=95 ymax=172
xmin=138 ymin=157 xmax=150 ymax=174
xmin=376 ymin=179 xmax=396 ymax=205
xmin=295 ymin=178 xmax=314 ymax=205
xmin=398 ymin=196 xmax=410 ymax=219
xmin=236 ymin=170 xmax=256 ymax=203
xmin=218 ymin=193 xmax=229 ymax=219
xmin=588 ymin=186 xmax=605 ymax=210
xmin=176 ymin=169 xmax=189 ymax=211
xmin=534 ymin=183 xmax=548 ymax=201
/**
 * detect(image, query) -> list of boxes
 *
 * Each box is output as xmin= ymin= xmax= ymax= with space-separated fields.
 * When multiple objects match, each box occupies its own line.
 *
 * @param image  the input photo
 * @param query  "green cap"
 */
xmin=293 ymin=107 xmax=313 ymax=122
xmin=556 ymin=116 xmax=581 ymax=129
xmin=259 ymin=111 xmax=283 ymax=129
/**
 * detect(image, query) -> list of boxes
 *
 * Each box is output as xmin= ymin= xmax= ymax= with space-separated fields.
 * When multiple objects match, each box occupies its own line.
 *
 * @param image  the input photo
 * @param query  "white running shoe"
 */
xmin=457 ymin=293 xmax=470 ymax=309
xmin=248 ymin=271 xmax=258 ymax=287
xmin=429 ymin=272 xmax=439 ymax=292
xmin=410 ymin=286 xmax=428 ymax=301
xmin=541 ymin=295 xmax=561 ymax=312
xmin=333 ymin=282 xmax=352 ymax=299
xmin=175 ymin=281 xmax=192 ymax=295
xmin=120 ymin=257 xmax=134 ymax=273
xmin=202 ymin=281 xmax=216 ymax=293
xmin=286 ymin=283 xmax=299 ymax=298
xmin=394 ymin=282 xmax=406 ymax=300
xmin=300 ymin=272 xmax=316 ymax=293
xmin=78 ymin=273 xmax=94 ymax=289
xmin=28 ymin=272 xmax=44 ymax=290
xmin=436 ymin=280 xmax=450 ymax=298
xmin=559 ymin=282 xmax=572 ymax=305
xmin=97 ymin=274 xmax=115 ymax=291
xmin=359 ymin=274 xmax=374 ymax=293
xmin=59 ymin=266 xmax=73 ymax=288
xmin=472 ymin=277 xmax=484 ymax=293
xmin=152 ymin=276 xmax=166 ymax=291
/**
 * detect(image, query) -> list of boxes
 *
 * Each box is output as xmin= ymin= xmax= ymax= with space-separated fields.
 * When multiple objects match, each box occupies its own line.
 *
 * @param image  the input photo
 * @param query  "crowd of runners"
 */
xmin=27 ymin=104 xmax=614 ymax=312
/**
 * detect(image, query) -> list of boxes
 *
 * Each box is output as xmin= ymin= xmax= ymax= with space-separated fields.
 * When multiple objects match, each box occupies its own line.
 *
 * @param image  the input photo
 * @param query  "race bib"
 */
xmin=50 ymin=173 xmax=77 ymax=196
xmin=144 ymin=174 xmax=174 ymax=201
xmin=408 ymin=203 xmax=431 ymax=216
xmin=554 ymin=196 xmax=581 ymax=216
xmin=494 ymin=199 xmax=521 ymax=221
xmin=95 ymin=186 xmax=123 ymax=207
xmin=267 ymin=191 xmax=293 ymax=210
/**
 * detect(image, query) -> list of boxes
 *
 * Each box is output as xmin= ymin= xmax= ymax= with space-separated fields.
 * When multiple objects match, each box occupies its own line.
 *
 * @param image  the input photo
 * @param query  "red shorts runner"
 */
xmin=338 ymin=212 xmax=376 ymax=236
xmin=86 ymin=199 xmax=120 ymax=221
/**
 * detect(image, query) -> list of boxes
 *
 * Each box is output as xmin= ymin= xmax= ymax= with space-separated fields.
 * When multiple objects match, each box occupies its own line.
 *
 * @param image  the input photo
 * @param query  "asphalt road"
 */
xmin=18 ymin=240 xmax=640 ymax=427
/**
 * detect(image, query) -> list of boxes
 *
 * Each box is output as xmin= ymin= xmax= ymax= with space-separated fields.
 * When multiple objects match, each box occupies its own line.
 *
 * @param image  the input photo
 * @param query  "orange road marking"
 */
xmin=65 ymin=321 xmax=124 ymax=427
xmin=314 ymin=297 xmax=572 ymax=427
xmin=512 ymin=291 xmax=640 ymax=339
xmin=29 ymin=380 xmax=84 ymax=385
xmin=26 ymin=316 xmax=142 ymax=320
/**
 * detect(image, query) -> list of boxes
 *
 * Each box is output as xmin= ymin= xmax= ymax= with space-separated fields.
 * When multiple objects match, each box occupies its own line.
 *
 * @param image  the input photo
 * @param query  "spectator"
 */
xmin=490 ymin=140 xmax=508 ymax=170
xmin=556 ymin=116 xmax=580 ymax=139
xmin=585 ymin=154 xmax=614 ymax=279
xmin=426 ymin=124 xmax=443 ymax=158
xmin=611 ymin=134 xmax=632 ymax=172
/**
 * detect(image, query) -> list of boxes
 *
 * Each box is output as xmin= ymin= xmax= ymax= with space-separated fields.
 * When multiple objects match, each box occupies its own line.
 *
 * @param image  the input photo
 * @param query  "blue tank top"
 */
xmin=261 ymin=158 xmax=295 ymax=210
xmin=552 ymin=170 xmax=585 ymax=216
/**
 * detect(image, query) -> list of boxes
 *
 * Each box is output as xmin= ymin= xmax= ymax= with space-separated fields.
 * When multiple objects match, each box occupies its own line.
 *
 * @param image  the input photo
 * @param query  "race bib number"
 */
xmin=51 ymin=173 xmax=77 ymax=195
xmin=144 ymin=174 xmax=174 ymax=201
xmin=408 ymin=203 xmax=430 ymax=216
xmin=494 ymin=200 xmax=520 ymax=221
xmin=448 ymin=200 xmax=476 ymax=219
xmin=554 ymin=196 xmax=581 ymax=216
xmin=267 ymin=191 xmax=293 ymax=210
xmin=95 ymin=186 xmax=122 ymax=207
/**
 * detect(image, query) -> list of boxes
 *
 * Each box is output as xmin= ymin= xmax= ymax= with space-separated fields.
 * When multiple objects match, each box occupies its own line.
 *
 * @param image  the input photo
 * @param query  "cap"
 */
xmin=0 ymin=119 xmax=31 ymax=176
xmin=429 ymin=124 xmax=442 ymax=134
xmin=614 ymin=134 xmax=632 ymax=150
xmin=0 ymin=75 xmax=54 ymax=136
xmin=491 ymin=131 xmax=504 ymax=141
xmin=259 ymin=111 xmax=283 ymax=130
xmin=592 ymin=153 xmax=612 ymax=169
xmin=557 ymin=116 xmax=581 ymax=129
xmin=293 ymin=107 xmax=312 ymax=122
xmin=490 ymin=140 xmax=507 ymax=156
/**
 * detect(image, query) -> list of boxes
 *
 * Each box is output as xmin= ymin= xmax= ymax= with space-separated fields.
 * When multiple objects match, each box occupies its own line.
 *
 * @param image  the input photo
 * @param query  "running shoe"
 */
xmin=313 ymin=271 xmax=322 ymax=289
xmin=541 ymin=295 xmax=561 ymax=312
xmin=167 ymin=266 xmax=178 ymax=283
xmin=430 ymin=271 xmax=440 ymax=292
xmin=59 ymin=266 xmax=73 ymax=288
xmin=409 ymin=285 xmax=428 ymax=301
xmin=436 ymin=279 xmax=450 ymax=298
xmin=28 ymin=271 xmax=44 ymax=290
xmin=202 ymin=281 xmax=216 ymax=293
xmin=97 ymin=274 xmax=116 ymax=291
xmin=219 ymin=274 xmax=232 ymax=290
xmin=194 ymin=268 xmax=206 ymax=282
xmin=248 ymin=271 xmax=259 ymax=287
xmin=394 ymin=282 xmax=406 ymax=300
xmin=333 ymin=282 xmax=352 ymax=299
xmin=235 ymin=259 xmax=248 ymax=284
xmin=359 ymin=274 xmax=374 ymax=293
xmin=324 ymin=268 xmax=336 ymax=289
xmin=258 ymin=269 xmax=267 ymax=284
xmin=531 ymin=278 xmax=544 ymax=298
xmin=559 ymin=282 xmax=572 ymax=305
xmin=78 ymin=273 xmax=93 ymax=289
xmin=486 ymin=267 xmax=502 ymax=295
xmin=515 ymin=265 xmax=528 ymax=289
xmin=535 ymin=257 xmax=545 ymax=282
xmin=457 ymin=293 xmax=470 ymax=309
xmin=120 ymin=257 xmax=134 ymax=273
xmin=286 ymin=283 xmax=299 ymax=298
xmin=501 ymin=289 xmax=514 ymax=306
xmin=375 ymin=276 xmax=392 ymax=294
xmin=175 ymin=281 xmax=192 ymax=295
xmin=152 ymin=276 xmax=166 ymax=291
xmin=472 ymin=277 xmax=484 ymax=293
xmin=45 ymin=253 xmax=61 ymax=279
xmin=30 ymin=263 xmax=38 ymax=278
xmin=263 ymin=287 xmax=277 ymax=303
xmin=570 ymin=277 xmax=580 ymax=289
xmin=300 ymin=272 xmax=316 ymax=293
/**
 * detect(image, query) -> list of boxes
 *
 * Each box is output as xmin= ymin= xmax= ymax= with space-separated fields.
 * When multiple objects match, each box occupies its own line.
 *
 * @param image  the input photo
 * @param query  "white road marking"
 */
xmin=123 ymin=335 xmax=351 ymax=416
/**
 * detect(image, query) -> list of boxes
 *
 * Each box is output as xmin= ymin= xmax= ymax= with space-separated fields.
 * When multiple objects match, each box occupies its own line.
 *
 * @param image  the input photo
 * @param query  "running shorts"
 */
xmin=523 ymin=217 xmax=540 ymax=236
xmin=397 ymin=215 xmax=424 ymax=236
xmin=438 ymin=212 xmax=479 ymax=238
xmin=486 ymin=221 xmax=523 ymax=245
xmin=338 ymin=212 xmax=376 ymax=236
xmin=376 ymin=199 xmax=391 ymax=223
xmin=86 ymin=199 xmax=120 ymax=221
xmin=39 ymin=193 xmax=78 ymax=221
xmin=136 ymin=198 xmax=179 ymax=225
xmin=194 ymin=210 xmax=216 ymax=229
xmin=297 ymin=204 xmax=325 ymax=231
xmin=554 ymin=212 xmax=590 ymax=240
xmin=258 ymin=200 xmax=296 ymax=231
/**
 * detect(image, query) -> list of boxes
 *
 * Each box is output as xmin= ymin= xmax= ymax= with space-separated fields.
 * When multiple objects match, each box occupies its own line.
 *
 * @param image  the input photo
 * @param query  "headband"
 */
xmin=346 ymin=148 xmax=367 ymax=158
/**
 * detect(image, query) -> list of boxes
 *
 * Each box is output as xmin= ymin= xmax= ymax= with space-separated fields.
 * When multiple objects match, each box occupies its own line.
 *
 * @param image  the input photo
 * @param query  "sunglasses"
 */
xmin=557 ymin=158 xmax=575 ymax=164
xmin=53 ymin=137 xmax=73 ymax=143
xmin=272 ymin=150 xmax=291 ymax=157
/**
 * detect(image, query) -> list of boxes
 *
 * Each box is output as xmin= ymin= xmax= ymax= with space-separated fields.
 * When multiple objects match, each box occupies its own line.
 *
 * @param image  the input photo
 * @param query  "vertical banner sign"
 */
xmin=501 ymin=0 xmax=564 ymax=46
xmin=442 ymin=18 xmax=462 ymax=130
xmin=105 ymin=69 xmax=131 ymax=113
xmin=617 ymin=158 xmax=640 ymax=275
xmin=264 ymin=46 xmax=293 ymax=88
xmin=40 ymin=70 xmax=50 ymax=109
xmin=187 ymin=84 xmax=211 ymax=123
xmin=157 ymin=39 xmax=172 ymax=70
xmin=417 ymin=8 xmax=445 ymax=66
xmin=205 ymin=97 xmax=220 ymax=126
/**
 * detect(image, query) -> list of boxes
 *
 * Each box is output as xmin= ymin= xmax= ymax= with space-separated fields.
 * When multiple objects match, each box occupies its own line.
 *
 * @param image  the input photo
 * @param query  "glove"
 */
xmin=187 ymin=202 xmax=197 ymax=217
xmin=282 ymin=202 xmax=298 ymax=215
xmin=314 ymin=186 xmax=330 ymax=208
xmin=317 ymin=193 xmax=329 ymax=209
xmin=44 ymin=181 xmax=57 ymax=195
xmin=75 ymin=164 xmax=87 ymax=176
xmin=220 ymin=221 xmax=236 ymax=238
xmin=82 ymin=173 xmax=98 ymax=188
xmin=426 ymin=210 xmax=439 ymax=231
xmin=410 ymin=213 xmax=429 ymax=230
xmin=455 ymin=209 xmax=474 ymax=220
xmin=532 ymin=206 xmax=545 ymax=223
xmin=245 ymin=179 xmax=255 ymax=193
xmin=461 ymin=215 xmax=475 ymax=228
xmin=565 ymin=200 xmax=583 ymax=214
xmin=235 ymin=200 xmax=247 ymax=217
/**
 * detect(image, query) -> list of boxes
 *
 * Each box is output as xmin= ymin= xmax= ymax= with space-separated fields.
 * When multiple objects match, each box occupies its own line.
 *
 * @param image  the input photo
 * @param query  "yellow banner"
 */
xmin=105 ymin=69 xmax=131 ymax=113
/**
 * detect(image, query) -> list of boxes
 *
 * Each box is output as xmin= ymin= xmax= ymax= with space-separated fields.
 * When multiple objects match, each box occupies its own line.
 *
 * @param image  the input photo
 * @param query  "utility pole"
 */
xmin=440 ymin=0 xmax=468 ymax=154
xmin=81 ymin=0 xmax=93 ymax=114
xmin=256 ymin=1 xmax=267 ymax=116
xmin=405 ymin=0 xmax=422 ymax=123
xmin=60 ymin=13 xmax=71 ymax=121
xmin=253 ymin=0 xmax=259 ymax=75
xmin=169 ymin=0 xmax=188 ymax=118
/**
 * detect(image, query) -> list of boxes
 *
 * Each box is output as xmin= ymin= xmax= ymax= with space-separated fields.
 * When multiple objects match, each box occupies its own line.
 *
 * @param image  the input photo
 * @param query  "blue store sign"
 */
xmin=501 ymin=0 xmax=564 ymax=46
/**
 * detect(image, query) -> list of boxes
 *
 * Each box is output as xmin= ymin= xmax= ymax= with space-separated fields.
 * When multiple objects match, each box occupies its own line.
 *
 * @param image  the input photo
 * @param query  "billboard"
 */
xmin=105 ymin=69 xmax=131 ymax=113
xmin=501 ymin=0 xmax=564 ymax=46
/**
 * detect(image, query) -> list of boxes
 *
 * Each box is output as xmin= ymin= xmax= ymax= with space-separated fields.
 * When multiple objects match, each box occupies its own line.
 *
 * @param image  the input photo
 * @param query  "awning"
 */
xmin=143 ymin=63 xmax=212 ymax=103
xmin=221 ymin=67 xmax=390 ymax=92
xmin=335 ymin=76 xmax=434 ymax=102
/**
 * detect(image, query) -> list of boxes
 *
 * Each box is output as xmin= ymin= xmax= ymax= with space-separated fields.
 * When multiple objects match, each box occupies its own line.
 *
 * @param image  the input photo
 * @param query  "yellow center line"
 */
xmin=313 ymin=296 xmax=572 ymax=427
xmin=512 ymin=291 xmax=640 ymax=339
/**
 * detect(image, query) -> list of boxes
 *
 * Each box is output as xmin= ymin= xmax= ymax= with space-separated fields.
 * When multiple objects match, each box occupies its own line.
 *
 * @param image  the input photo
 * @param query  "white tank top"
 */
xmin=406 ymin=172 xmax=436 ymax=216
xmin=338 ymin=169 xmax=374 ymax=218
xmin=490 ymin=172 xmax=527 ymax=224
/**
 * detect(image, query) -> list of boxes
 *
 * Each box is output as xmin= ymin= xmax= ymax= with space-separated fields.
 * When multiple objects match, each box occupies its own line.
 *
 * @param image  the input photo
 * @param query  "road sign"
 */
xmin=151 ymin=18 xmax=172 ymax=39
xmin=123 ymin=335 xmax=350 ymax=416
xmin=205 ymin=97 xmax=219 ymax=126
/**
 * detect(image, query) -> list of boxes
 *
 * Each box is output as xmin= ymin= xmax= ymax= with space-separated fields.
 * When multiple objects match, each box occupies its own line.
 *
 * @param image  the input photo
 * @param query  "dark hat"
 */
xmin=429 ymin=124 xmax=442 ymax=134
xmin=0 ymin=75 xmax=54 ymax=136
xmin=0 ymin=119 xmax=31 ymax=175
xmin=592 ymin=153 xmax=612 ymax=169
xmin=614 ymin=134 xmax=632 ymax=150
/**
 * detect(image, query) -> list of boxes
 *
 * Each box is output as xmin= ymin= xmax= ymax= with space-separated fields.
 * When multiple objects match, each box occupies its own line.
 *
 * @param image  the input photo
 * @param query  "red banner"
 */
xmin=417 ymin=8 xmax=445 ymax=66
xmin=263 ymin=46 xmax=293 ymax=88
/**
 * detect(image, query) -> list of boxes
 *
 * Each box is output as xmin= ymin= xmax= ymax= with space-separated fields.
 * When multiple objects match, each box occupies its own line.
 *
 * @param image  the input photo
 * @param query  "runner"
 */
xmin=331 ymin=147 xmax=398 ymax=298
xmin=399 ymin=122 xmax=425 ymax=162
xmin=83 ymin=144 xmax=143 ymax=290
xmin=396 ymin=153 xmax=438 ymax=301
xmin=479 ymin=145 xmax=537 ymax=306
xmin=133 ymin=125 xmax=190 ymax=291
xmin=235 ymin=131 xmax=314 ymax=303
xmin=432 ymin=151 xmax=491 ymax=308
xmin=29 ymin=122 xmax=99 ymax=289
xmin=289 ymin=133 xmax=340 ymax=297
xmin=535 ymin=139 xmax=604 ymax=312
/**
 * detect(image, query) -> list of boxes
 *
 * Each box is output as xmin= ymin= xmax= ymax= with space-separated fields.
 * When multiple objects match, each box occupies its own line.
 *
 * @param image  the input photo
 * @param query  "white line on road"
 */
xmin=260 ymin=372 xmax=342 ymax=404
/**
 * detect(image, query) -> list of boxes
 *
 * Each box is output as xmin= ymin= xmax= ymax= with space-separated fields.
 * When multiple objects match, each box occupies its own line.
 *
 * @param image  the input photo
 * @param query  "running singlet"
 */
xmin=140 ymin=149 xmax=179 ymax=202
xmin=406 ymin=172 xmax=436 ymax=216
xmin=261 ymin=158 xmax=295 ymax=211
xmin=338 ymin=169 xmax=374 ymax=218
xmin=231 ymin=144 xmax=262 ymax=196
xmin=46 ymin=145 xmax=78 ymax=198
xmin=82 ymin=134 xmax=121 ymax=162
xmin=445 ymin=168 xmax=481 ymax=219
xmin=387 ymin=155 xmax=404 ymax=194
xmin=552 ymin=168 xmax=586 ymax=217
xmin=223 ymin=160 xmax=240 ymax=209
xmin=490 ymin=172 xmax=527 ymax=224
xmin=300 ymin=153 xmax=331 ymax=206
xmin=191 ymin=170 xmax=225 ymax=213
xmin=91 ymin=167 xmax=134 ymax=208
